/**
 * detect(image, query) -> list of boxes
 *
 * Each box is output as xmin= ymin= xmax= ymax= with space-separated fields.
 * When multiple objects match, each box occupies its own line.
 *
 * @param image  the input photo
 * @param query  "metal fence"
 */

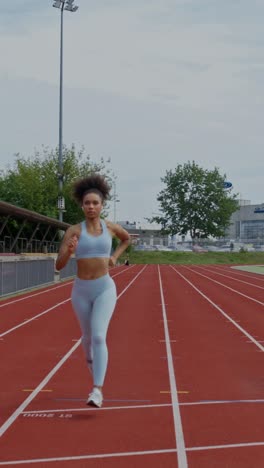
xmin=0 ymin=236 xmax=61 ymax=254
xmin=0 ymin=259 xmax=55 ymax=297
xmin=0 ymin=254 xmax=78 ymax=297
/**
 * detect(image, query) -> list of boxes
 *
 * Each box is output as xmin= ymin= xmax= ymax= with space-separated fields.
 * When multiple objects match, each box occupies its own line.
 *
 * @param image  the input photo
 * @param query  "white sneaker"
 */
xmin=86 ymin=388 xmax=103 ymax=408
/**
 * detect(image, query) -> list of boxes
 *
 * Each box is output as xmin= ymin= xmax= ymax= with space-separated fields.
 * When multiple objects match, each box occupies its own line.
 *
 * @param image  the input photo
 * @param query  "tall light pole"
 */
xmin=113 ymin=178 xmax=120 ymax=223
xmin=52 ymin=0 xmax=79 ymax=221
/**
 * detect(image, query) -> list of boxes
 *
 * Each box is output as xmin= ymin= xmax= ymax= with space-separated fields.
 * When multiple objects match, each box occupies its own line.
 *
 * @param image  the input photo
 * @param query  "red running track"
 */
xmin=0 ymin=264 xmax=263 ymax=467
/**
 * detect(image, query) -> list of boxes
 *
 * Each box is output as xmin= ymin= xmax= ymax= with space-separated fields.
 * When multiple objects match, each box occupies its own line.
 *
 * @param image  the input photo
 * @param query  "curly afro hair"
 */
xmin=72 ymin=173 xmax=111 ymax=205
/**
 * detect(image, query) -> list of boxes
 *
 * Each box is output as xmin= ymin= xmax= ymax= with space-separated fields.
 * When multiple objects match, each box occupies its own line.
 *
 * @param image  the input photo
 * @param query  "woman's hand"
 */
xmin=109 ymin=256 xmax=116 ymax=268
xmin=67 ymin=234 xmax=78 ymax=254
xmin=56 ymin=227 xmax=79 ymax=271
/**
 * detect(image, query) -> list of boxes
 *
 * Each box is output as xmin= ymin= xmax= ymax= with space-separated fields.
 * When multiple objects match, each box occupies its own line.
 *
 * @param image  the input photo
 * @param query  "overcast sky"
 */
xmin=1 ymin=0 xmax=264 ymax=226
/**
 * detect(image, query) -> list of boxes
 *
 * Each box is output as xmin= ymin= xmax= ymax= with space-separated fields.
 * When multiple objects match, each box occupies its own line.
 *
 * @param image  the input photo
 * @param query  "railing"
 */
xmin=0 ymin=237 xmax=60 ymax=254
xmin=0 ymin=258 xmax=55 ymax=297
xmin=0 ymin=256 xmax=78 ymax=297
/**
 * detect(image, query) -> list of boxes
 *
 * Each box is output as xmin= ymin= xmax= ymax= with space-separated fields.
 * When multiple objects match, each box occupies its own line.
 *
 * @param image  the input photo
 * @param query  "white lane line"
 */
xmin=231 ymin=266 xmax=264 ymax=281
xmin=22 ymin=398 xmax=264 ymax=415
xmin=0 ymin=281 xmax=73 ymax=309
xmin=0 ymin=266 xmax=138 ymax=337
xmin=1 ymin=441 xmax=264 ymax=465
xmin=195 ymin=265 xmax=264 ymax=290
xmin=0 ymin=340 xmax=80 ymax=438
xmin=206 ymin=265 xmax=264 ymax=283
xmin=188 ymin=441 xmax=264 ymax=452
xmin=181 ymin=399 xmax=264 ymax=406
xmin=170 ymin=266 xmax=264 ymax=353
xmin=110 ymin=264 xmax=136 ymax=277
xmin=0 ymin=265 xmax=147 ymax=438
xmin=158 ymin=266 xmax=188 ymax=468
xmin=182 ymin=266 xmax=264 ymax=307
xmin=0 ymin=449 xmax=177 ymax=465
xmin=0 ymin=300 xmax=71 ymax=338
xmin=115 ymin=265 xmax=147 ymax=300
xmin=22 ymin=403 xmax=172 ymax=414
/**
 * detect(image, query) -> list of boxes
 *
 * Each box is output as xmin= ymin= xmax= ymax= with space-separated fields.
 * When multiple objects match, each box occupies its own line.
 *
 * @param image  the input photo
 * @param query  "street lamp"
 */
xmin=112 ymin=178 xmax=120 ymax=223
xmin=52 ymin=0 xmax=79 ymax=221
xmin=114 ymin=198 xmax=120 ymax=224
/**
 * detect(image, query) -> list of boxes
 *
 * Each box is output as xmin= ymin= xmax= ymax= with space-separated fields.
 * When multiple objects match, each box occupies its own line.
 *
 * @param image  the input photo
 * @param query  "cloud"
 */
xmin=2 ymin=0 xmax=43 ymax=15
xmin=1 ymin=0 xmax=264 ymax=223
xmin=1 ymin=0 xmax=262 ymax=107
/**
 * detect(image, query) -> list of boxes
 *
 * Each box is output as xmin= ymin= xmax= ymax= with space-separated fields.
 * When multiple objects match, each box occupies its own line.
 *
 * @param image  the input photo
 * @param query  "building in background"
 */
xmin=118 ymin=220 xmax=172 ymax=248
xmin=118 ymin=200 xmax=264 ymax=249
xmin=226 ymin=201 xmax=264 ymax=245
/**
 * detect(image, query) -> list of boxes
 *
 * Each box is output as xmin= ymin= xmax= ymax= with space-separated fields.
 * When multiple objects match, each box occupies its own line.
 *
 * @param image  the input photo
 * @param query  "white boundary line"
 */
xmin=0 ymin=266 xmax=137 ymax=338
xmin=0 ymin=449 xmax=177 ymax=465
xmin=0 ymin=340 xmax=80 ymax=438
xmin=182 ymin=266 xmax=264 ymax=307
xmin=204 ymin=265 xmax=264 ymax=283
xmin=158 ymin=266 xmax=188 ymax=468
xmin=0 ymin=281 xmax=72 ymax=309
xmin=0 ymin=265 xmax=147 ymax=438
xmin=195 ymin=265 xmax=264 ymax=290
xmin=188 ymin=440 xmax=264 ymax=452
xmin=110 ymin=264 xmax=136 ymax=277
xmin=22 ymin=403 xmax=172 ymax=414
xmin=170 ymin=266 xmax=264 ymax=353
xmin=1 ymin=441 xmax=264 ymax=465
xmin=0 ymin=299 xmax=71 ymax=338
xmin=21 ymin=398 xmax=264 ymax=415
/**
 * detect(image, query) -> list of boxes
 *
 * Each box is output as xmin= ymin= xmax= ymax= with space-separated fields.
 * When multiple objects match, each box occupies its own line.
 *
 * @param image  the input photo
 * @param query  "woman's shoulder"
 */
xmin=104 ymin=220 xmax=130 ymax=239
xmin=104 ymin=219 xmax=113 ymax=228
xmin=104 ymin=219 xmax=120 ymax=232
xmin=103 ymin=219 xmax=114 ymax=235
xmin=66 ymin=223 xmax=82 ymax=236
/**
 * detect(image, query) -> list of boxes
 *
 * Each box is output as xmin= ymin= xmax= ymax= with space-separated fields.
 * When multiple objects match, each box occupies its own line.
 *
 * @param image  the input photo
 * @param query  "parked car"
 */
xmin=176 ymin=245 xmax=193 ymax=252
xmin=192 ymin=245 xmax=208 ymax=253
xmin=152 ymin=244 xmax=172 ymax=251
xmin=215 ymin=245 xmax=232 ymax=252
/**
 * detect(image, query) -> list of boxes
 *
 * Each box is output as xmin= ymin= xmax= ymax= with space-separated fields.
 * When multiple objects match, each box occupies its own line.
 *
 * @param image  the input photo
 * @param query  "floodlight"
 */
xmin=65 ymin=4 xmax=78 ymax=11
xmin=65 ymin=0 xmax=78 ymax=12
xmin=53 ymin=1 xmax=62 ymax=8
xmin=65 ymin=5 xmax=78 ymax=12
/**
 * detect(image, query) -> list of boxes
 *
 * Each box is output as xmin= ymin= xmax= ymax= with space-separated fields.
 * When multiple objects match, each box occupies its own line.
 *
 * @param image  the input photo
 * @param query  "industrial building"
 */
xmin=225 ymin=201 xmax=264 ymax=245
xmin=119 ymin=201 xmax=264 ymax=249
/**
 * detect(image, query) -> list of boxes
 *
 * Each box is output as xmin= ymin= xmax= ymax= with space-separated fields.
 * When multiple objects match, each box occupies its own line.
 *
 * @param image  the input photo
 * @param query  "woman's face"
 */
xmin=82 ymin=192 xmax=103 ymax=219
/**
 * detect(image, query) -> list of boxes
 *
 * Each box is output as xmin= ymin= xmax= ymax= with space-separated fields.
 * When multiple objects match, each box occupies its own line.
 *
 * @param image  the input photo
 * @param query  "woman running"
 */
xmin=55 ymin=173 xmax=130 ymax=408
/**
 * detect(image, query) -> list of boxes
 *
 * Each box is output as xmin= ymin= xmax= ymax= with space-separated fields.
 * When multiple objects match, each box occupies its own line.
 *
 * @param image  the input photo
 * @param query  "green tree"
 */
xmin=151 ymin=161 xmax=238 ymax=240
xmin=0 ymin=145 xmax=114 ymax=224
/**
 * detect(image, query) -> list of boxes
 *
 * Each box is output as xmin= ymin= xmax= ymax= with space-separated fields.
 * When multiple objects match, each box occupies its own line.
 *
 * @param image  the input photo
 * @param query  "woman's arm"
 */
xmin=55 ymin=227 xmax=79 ymax=271
xmin=107 ymin=222 xmax=130 ymax=267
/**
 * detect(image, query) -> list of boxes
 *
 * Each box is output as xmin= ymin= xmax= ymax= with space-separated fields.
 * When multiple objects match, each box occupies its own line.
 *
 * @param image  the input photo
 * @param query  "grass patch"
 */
xmin=124 ymin=251 xmax=264 ymax=265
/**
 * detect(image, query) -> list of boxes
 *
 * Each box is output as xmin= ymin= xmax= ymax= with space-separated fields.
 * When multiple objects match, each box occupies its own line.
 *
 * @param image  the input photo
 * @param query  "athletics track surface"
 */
xmin=0 ymin=264 xmax=264 ymax=467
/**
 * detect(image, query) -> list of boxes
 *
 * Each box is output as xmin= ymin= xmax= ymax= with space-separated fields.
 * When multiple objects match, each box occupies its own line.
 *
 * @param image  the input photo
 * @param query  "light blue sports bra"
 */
xmin=75 ymin=220 xmax=112 ymax=260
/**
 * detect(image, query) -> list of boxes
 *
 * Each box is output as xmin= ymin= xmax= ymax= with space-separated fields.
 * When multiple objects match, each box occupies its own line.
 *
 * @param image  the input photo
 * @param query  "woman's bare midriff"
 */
xmin=76 ymin=257 xmax=110 ymax=279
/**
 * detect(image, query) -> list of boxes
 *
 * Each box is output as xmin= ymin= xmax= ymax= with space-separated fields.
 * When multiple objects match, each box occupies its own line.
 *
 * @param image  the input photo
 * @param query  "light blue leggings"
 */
xmin=71 ymin=274 xmax=117 ymax=386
